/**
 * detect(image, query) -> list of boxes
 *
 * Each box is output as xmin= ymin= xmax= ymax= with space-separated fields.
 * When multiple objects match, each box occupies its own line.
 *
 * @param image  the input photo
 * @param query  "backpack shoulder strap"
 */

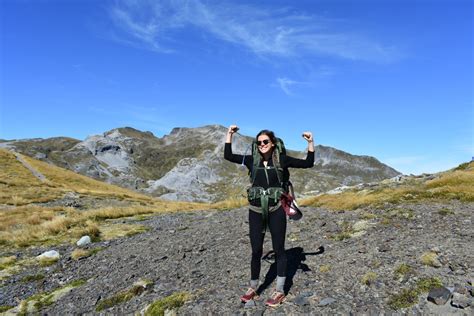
xmin=250 ymin=140 xmax=261 ymax=185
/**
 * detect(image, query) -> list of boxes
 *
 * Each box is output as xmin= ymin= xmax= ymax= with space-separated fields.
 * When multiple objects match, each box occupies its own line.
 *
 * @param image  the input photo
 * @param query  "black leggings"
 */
xmin=249 ymin=206 xmax=287 ymax=280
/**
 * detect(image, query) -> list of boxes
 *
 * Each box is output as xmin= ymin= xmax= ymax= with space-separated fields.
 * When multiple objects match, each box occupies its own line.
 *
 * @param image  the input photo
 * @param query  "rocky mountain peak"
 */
xmin=3 ymin=125 xmax=401 ymax=202
xmin=104 ymin=127 xmax=156 ymax=140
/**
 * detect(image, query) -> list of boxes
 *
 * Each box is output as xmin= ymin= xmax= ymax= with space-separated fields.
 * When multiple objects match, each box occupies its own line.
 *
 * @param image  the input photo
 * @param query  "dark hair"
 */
xmin=256 ymin=129 xmax=277 ymax=144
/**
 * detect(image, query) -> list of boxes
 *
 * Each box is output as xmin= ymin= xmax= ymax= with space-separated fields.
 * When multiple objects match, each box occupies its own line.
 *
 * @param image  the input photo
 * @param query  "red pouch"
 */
xmin=280 ymin=192 xmax=303 ymax=220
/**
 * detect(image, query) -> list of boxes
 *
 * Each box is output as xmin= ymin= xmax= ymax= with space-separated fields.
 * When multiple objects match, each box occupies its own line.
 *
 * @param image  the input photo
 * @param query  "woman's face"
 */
xmin=257 ymin=134 xmax=274 ymax=155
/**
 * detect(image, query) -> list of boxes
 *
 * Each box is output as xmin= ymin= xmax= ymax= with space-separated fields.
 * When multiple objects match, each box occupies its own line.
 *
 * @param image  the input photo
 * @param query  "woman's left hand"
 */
xmin=302 ymin=132 xmax=313 ymax=143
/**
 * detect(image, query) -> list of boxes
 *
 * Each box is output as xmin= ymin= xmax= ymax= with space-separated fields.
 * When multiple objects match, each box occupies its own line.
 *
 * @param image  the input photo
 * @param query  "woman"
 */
xmin=224 ymin=125 xmax=315 ymax=307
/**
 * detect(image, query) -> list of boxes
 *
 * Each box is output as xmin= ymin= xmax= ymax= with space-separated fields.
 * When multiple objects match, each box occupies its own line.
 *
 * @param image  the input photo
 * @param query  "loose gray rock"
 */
xmin=164 ymin=308 xmax=177 ymax=316
xmin=36 ymin=250 xmax=60 ymax=260
xmin=293 ymin=295 xmax=310 ymax=306
xmin=2 ymin=201 xmax=473 ymax=315
xmin=76 ymin=236 xmax=91 ymax=247
xmin=244 ymin=300 xmax=256 ymax=308
xmin=318 ymin=297 xmax=336 ymax=306
xmin=428 ymin=287 xmax=452 ymax=305
xmin=451 ymin=293 xmax=472 ymax=309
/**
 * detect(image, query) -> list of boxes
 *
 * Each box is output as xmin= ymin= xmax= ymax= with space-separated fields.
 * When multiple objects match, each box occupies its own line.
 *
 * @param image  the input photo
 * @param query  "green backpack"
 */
xmin=246 ymin=138 xmax=292 ymax=232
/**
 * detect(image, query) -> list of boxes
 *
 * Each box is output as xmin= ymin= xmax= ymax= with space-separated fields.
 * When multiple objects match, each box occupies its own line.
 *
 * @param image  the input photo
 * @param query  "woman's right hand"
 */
xmin=228 ymin=125 xmax=239 ymax=134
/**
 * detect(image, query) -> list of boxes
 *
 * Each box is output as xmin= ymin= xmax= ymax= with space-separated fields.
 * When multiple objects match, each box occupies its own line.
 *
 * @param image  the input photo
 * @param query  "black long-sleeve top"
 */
xmin=224 ymin=142 xmax=314 ymax=189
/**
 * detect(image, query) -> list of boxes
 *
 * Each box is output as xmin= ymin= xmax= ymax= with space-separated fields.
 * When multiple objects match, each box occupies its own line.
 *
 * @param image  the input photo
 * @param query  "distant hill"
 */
xmin=0 ymin=125 xmax=401 ymax=202
xmin=303 ymin=161 xmax=474 ymax=209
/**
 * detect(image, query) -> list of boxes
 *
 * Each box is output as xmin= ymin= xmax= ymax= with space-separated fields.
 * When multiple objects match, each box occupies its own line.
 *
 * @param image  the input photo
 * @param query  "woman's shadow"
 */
xmin=257 ymin=246 xmax=324 ymax=295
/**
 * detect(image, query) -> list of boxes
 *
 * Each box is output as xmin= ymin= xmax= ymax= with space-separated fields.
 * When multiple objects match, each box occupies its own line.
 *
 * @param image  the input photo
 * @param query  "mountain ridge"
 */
xmin=0 ymin=125 xmax=401 ymax=202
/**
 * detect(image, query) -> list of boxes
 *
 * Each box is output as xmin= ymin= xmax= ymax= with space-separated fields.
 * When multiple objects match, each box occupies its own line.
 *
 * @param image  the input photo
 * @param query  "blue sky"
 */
xmin=1 ymin=0 xmax=472 ymax=175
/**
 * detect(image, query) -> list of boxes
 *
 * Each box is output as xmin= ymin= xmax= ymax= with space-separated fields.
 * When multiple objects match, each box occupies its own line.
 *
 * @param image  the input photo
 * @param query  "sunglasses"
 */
xmin=257 ymin=139 xmax=271 ymax=146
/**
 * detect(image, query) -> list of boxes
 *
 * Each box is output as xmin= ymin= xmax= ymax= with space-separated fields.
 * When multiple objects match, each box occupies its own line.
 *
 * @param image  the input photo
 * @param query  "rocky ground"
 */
xmin=1 ymin=200 xmax=473 ymax=315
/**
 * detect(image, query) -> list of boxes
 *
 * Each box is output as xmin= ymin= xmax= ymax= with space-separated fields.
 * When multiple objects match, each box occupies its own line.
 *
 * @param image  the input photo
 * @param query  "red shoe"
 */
xmin=240 ymin=288 xmax=258 ymax=303
xmin=265 ymin=291 xmax=285 ymax=307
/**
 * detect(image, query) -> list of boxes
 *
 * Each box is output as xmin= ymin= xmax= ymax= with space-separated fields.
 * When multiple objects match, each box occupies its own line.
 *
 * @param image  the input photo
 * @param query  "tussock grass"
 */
xmin=330 ymin=221 xmax=354 ymax=241
xmin=0 ymin=149 xmax=61 ymax=205
xmin=0 ymin=257 xmax=36 ymax=281
xmin=394 ymin=263 xmax=412 ymax=277
xmin=0 ymin=256 xmax=17 ymax=270
xmin=71 ymin=247 xmax=103 ymax=260
xmin=438 ymin=208 xmax=455 ymax=216
xmin=14 ymin=279 xmax=86 ymax=314
xmin=388 ymin=277 xmax=442 ymax=310
xmin=319 ymin=265 xmax=331 ymax=273
xmin=420 ymin=251 xmax=440 ymax=267
xmin=0 ymin=205 xmax=161 ymax=248
xmin=71 ymin=220 xmax=101 ymax=240
xmin=210 ymin=197 xmax=247 ymax=210
xmin=71 ymin=249 xmax=90 ymax=260
xmin=302 ymin=162 xmax=474 ymax=210
xmin=38 ymin=257 xmax=59 ymax=267
xmin=100 ymin=223 xmax=149 ymax=240
xmin=0 ymin=305 xmax=14 ymax=312
xmin=21 ymin=274 xmax=45 ymax=282
xmin=1 ymin=149 xmax=204 ymax=206
xmin=0 ymin=203 xmax=205 ymax=249
xmin=22 ymin=152 xmax=154 ymax=202
xmin=96 ymin=279 xmax=154 ymax=311
xmin=361 ymin=272 xmax=377 ymax=285
xmin=145 ymin=292 xmax=190 ymax=316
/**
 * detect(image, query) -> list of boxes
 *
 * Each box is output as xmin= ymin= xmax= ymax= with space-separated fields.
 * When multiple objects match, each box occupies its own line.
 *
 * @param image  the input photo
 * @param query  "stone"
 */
xmin=244 ymin=300 xmax=256 ymax=308
xmin=427 ymin=287 xmax=451 ymax=305
xmin=37 ymin=250 xmax=60 ymax=260
xmin=76 ymin=236 xmax=91 ymax=247
xmin=454 ymin=283 xmax=469 ymax=295
xmin=352 ymin=220 xmax=370 ymax=232
xmin=293 ymin=295 xmax=310 ymax=306
xmin=164 ymin=308 xmax=177 ymax=316
xmin=451 ymin=293 xmax=471 ymax=309
xmin=318 ymin=297 xmax=336 ymax=306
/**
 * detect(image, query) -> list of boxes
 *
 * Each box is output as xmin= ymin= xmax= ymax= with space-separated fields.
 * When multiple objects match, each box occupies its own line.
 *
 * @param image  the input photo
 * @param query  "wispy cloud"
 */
xmin=275 ymin=77 xmax=309 ymax=95
xmin=108 ymin=0 xmax=398 ymax=62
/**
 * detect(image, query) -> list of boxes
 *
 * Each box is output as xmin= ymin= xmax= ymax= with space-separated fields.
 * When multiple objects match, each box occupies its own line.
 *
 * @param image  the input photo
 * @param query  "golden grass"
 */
xmin=22 ymin=152 xmax=156 ymax=202
xmin=210 ymin=197 xmax=248 ymax=210
xmin=361 ymin=272 xmax=378 ymax=285
xmin=100 ymin=223 xmax=149 ymax=240
xmin=0 ymin=256 xmax=17 ymax=270
xmin=419 ymin=251 xmax=440 ymax=267
xmin=302 ymin=162 xmax=474 ymax=210
xmin=71 ymin=249 xmax=90 ymax=260
xmin=0 ymin=148 xmax=159 ymax=205
xmin=0 ymin=203 xmax=206 ymax=249
xmin=38 ymin=257 xmax=59 ymax=267
xmin=0 ymin=148 xmax=211 ymax=250
xmin=71 ymin=247 xmax=104 ymax=260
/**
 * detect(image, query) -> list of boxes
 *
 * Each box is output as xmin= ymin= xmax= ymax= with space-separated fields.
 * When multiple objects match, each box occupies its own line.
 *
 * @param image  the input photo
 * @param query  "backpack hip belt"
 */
xmin=247 ymin=187 xmax=285 ymax=232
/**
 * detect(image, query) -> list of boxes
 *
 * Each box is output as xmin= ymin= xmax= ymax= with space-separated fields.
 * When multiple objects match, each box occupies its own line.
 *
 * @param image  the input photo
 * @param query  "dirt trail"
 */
xmin=12 ymin=150 xmax=48 ymax=182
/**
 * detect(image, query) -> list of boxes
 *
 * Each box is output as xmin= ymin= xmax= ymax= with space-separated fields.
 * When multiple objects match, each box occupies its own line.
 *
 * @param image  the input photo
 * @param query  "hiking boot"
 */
xmin=240 ymin=288 xmax=258 ymax=303
xmin=265 ymin=291 xmax=285 ymax=307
